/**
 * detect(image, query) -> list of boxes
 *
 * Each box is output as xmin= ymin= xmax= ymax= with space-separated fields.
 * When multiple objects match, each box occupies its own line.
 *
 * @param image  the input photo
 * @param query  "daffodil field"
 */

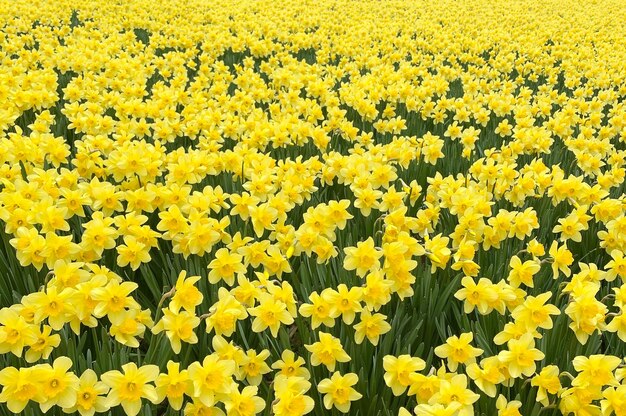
xmin=2 ymin=0 xmax=626 ymax=415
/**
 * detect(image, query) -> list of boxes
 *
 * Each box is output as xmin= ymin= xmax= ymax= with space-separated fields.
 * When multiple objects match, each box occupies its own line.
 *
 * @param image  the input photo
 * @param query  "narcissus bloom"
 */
xmin=207 ymin=288 xmax=248 ymax=334
xmin=434 ymin=332 xmax=483 ymax=371
xmin=531 ymin=365 xmax=561 ymax=406
xmin=0 ymin=365 xmax=46 ymax=412
xmin=510 ymin=292 xmax=560 ymax=330
xmin=64 ymin=369 xmax=110 ymax=416
xmin=606 ymin=312 xmax=626 ymax=341
xmin=305 ymin=331 xmax=350 ymax=371
xmin=454 ymin=276 xmax=498 ymax=314
xmin=601 ymin=385 xmax=626 ymax=415
xmin=605 ymin=249 xmax=626 ymax=282
xmin=152 ymin=306 xmax=200 ymax=353
xmin=187 ymin=354 xmax=237 ymax=407
xmin=548 ymin=241 xmax=574 ymax=278
xmin=101 ymin=363 xmax=160 ymax=416
xmin=92 ymin=280 xmax=140 ymax=320
xmin=353 ymin=310 xmax=391 ymax=345
xmin=224 ymin=385 xmax=265 ymax=416
xmin=39 ymin=356 xmax=80 ymax=412
xmin=0 ymin=307 xmax=38 ymax=357
xmin=271 ymin=350 xmax=311 ymax=379
xmin=428 ymin=374 xmax=479 ymax=414
xmin=248 ymin=292 xmax=294 ymax=337
xmin=498 ymin=333 xmax=545 ymax=378
xmin=25 ymin=324 xmax=61 ymax=363
xmin=155 ymin=361 xmax=191 ymax=411
xmin=343 ymin=237 xmax=382 ymax=277
xmin=572 ymin=354 xmax=621 ymax=387
xmin=208 ymin=248 xmax=246 ymax=286
xmin=466 ymin=357 xmax=505 ymax=397
xmin=23 ymin=286 xmax=75 ymax=330
xmin=116 ymin=235 xmax=151 ymax=270
xmin=383 ymin=354 xmax=426 ymax=396
xmin=170 ymin=271 xmax=203 ymax=312
xmin=507 ymin=255 xmax=541 ymax=288
xmin=298 ymin=290 xmax=335 ymax=329
xmin=239 ymin=349 xmax=271 ymax=385
xmin=317 ymin=372 xmax=362 ymax=413
xmin=324 ymin=283 xmax=363 ymax=324
xmin=273 ymin=375 xmax=314 ymax=416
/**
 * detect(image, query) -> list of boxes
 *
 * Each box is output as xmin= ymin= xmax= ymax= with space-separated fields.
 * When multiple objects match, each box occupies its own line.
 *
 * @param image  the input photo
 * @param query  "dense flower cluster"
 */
xmin=1 ymin=0 xmax=626 ymax=415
